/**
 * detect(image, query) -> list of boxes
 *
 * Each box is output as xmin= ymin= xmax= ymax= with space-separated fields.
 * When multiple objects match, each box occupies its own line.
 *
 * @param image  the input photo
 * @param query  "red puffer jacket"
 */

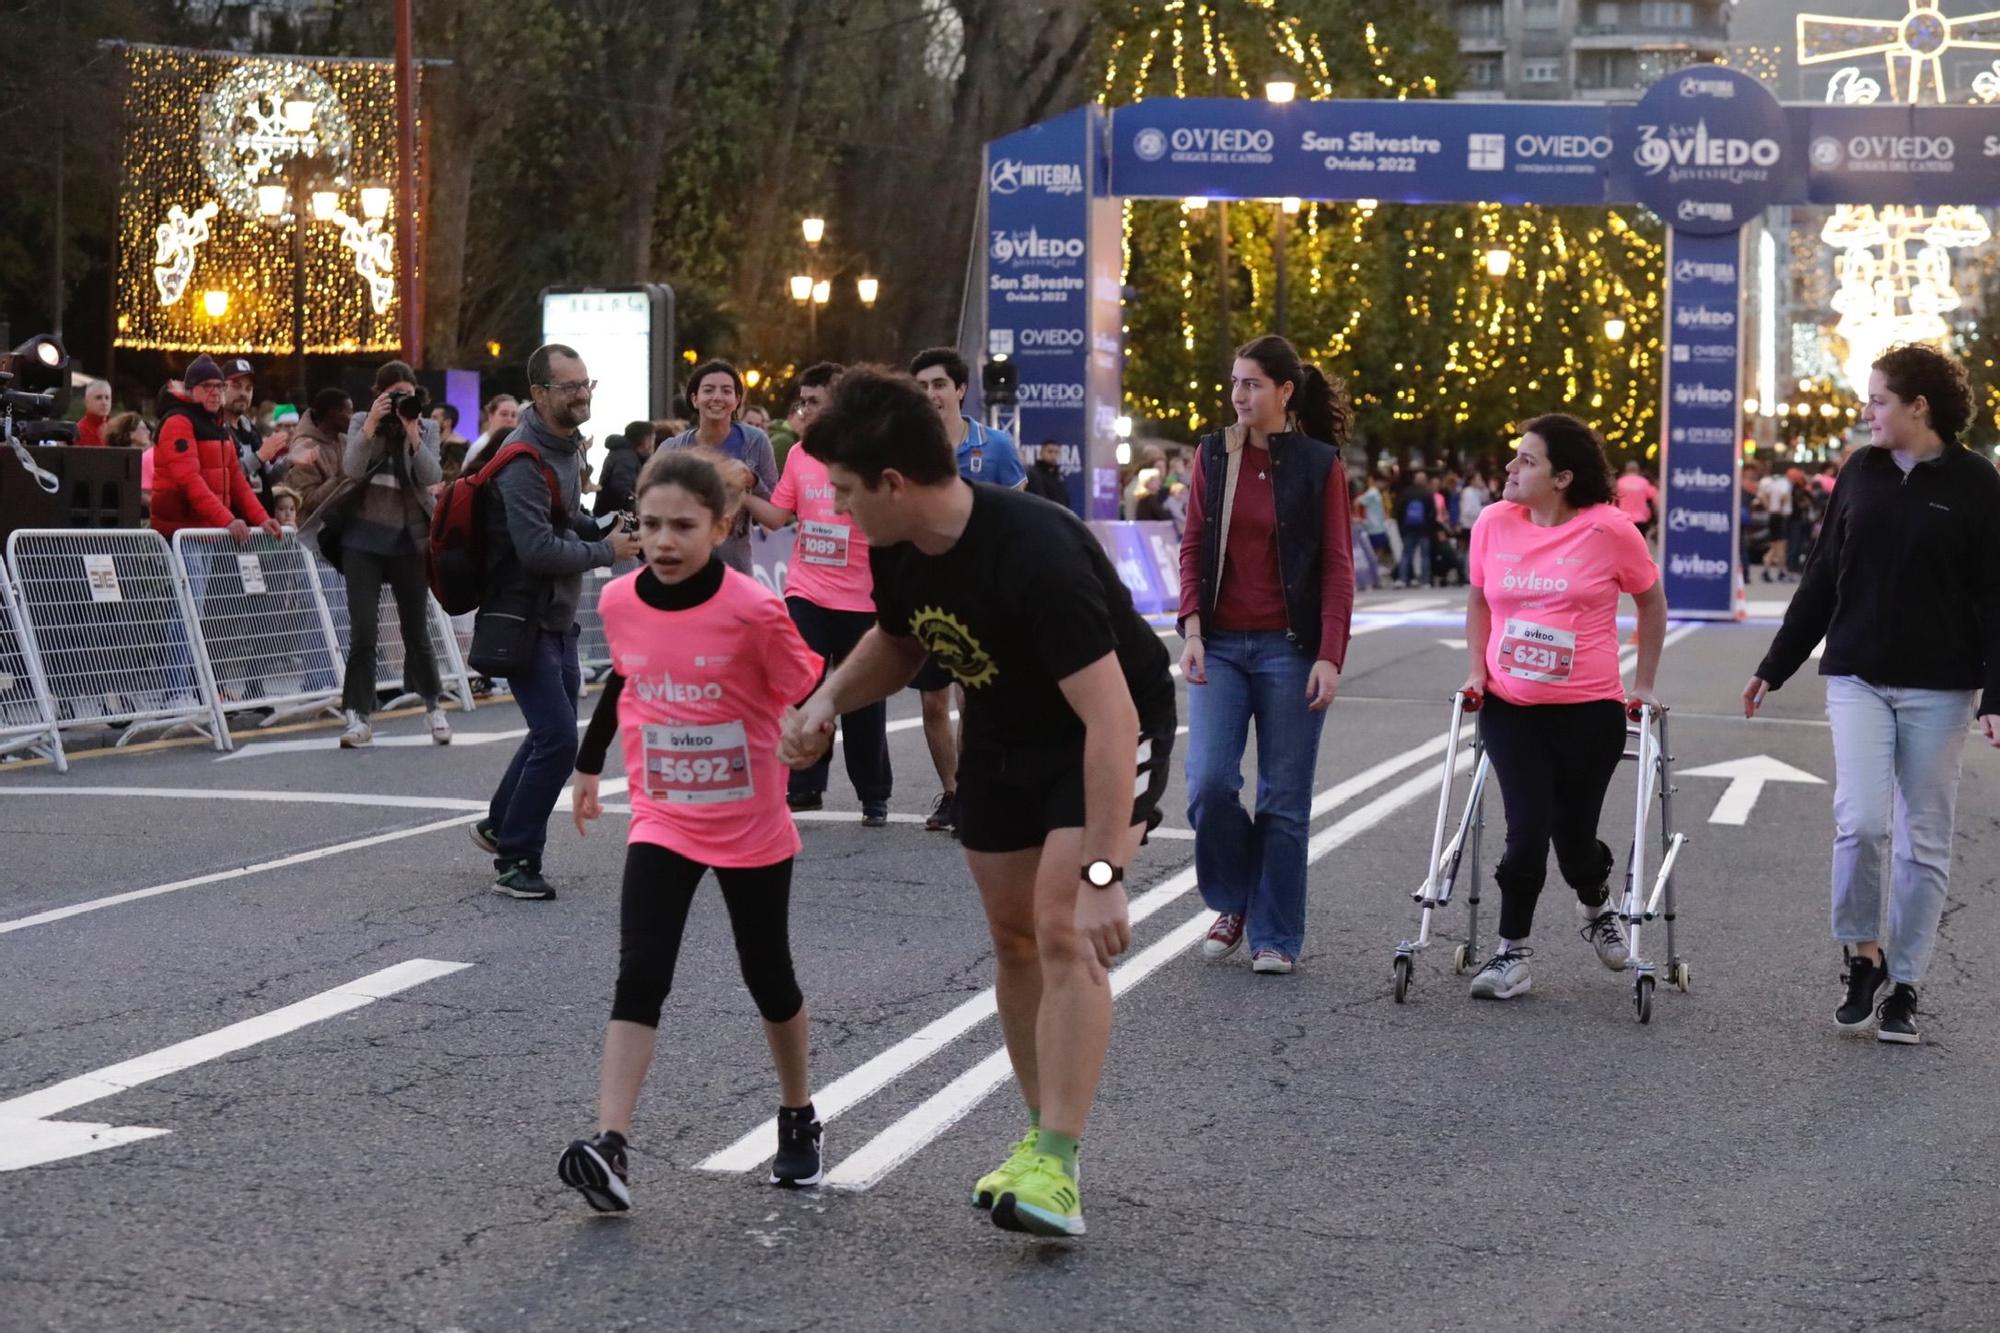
xmin=150 ymin=392 xmax=269 ymax=537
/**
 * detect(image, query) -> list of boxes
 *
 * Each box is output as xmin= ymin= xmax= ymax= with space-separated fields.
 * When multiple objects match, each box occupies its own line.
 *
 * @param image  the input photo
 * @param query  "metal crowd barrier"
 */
xmin=0 ymin=566 xmax=66 ymax=769
xmin=172 ymin=529 xmax=344 ymax=726
xmin=308 ymin=549 xmax=477 ymax=712
xmin=577 ymin=566 xmax=616 ymax=675
xmin=4 ymin=528 xmax=232 ymax=750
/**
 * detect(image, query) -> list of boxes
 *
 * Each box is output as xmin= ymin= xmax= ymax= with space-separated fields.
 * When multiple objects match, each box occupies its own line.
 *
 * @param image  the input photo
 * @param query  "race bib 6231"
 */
xmin=1496 ymin=617 xmax=1576 ymax=684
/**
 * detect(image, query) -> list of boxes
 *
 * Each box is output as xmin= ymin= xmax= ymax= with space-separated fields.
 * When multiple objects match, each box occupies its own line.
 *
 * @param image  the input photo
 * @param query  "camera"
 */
xmin=390 ymin=387 xmax=430 ymax=421
xmin=2 ymin=335 xmax=76 ymax=446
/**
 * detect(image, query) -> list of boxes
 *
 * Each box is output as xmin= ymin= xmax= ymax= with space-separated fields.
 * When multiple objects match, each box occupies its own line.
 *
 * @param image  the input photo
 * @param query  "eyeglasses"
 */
xmin=537 ymin=379 xmax=597 ymax=394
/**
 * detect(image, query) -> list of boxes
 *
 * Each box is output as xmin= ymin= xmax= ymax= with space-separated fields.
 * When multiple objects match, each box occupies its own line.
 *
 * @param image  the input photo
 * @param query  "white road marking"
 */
xmin=822 ymin=742 xmax=1480 ymax=1190
xmin=1679 ymin=754 xmax=1824 ymax=825
xmin=0 ymin=786 xmax=490 ymax=813
xmin=695 ymin=727 xmax=1463 ymax=1176
xmin=0 ymin=959 xmax=469 ymax=1170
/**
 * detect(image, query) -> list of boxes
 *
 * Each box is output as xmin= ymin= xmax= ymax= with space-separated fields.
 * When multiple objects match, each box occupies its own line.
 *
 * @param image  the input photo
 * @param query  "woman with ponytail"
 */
xmin=1177 ymin=334 xmax=1356 ymax=973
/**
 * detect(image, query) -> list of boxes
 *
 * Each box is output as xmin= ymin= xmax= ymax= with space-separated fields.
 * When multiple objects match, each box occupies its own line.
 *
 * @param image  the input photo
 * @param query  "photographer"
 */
xmin=331 ymin=360 xmax=449 ymax=748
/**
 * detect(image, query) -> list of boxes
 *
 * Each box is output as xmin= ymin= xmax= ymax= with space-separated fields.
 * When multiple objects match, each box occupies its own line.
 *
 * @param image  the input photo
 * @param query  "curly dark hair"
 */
xmin=1872 ymin=344 xmax=1973 ymax=444
xmin=1520 ymin=413 xmax=1615 ymax=509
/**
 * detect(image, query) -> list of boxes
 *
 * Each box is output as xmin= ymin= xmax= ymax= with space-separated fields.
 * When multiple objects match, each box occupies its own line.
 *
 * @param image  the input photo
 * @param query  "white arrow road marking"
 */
xmin=1679 ymin=754 xmax=1824 ymax=825
xmin=0 ymin=959 xmax=470 ymax=1170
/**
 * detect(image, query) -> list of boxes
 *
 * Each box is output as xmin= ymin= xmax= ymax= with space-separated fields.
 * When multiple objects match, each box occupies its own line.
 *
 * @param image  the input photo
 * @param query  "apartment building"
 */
xmin=1447 ymin=0 xmax=1733 ymax=100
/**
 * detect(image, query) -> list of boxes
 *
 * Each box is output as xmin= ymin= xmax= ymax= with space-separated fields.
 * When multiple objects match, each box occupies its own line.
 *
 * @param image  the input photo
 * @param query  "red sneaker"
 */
xmin=1202 ymin=912 xmax=1245 ymax=960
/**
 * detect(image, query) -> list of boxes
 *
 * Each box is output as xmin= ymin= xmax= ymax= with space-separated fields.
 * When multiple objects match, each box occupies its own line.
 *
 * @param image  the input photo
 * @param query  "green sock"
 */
xmin=1038 ymin=1130 xmax=1080 ymax=1175
xmin=1027 ymin=1107 xmax=1041 ymax=1131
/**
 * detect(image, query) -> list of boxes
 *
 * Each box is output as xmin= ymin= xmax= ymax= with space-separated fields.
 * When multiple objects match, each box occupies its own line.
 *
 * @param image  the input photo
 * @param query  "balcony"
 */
xmin=1571 ymin=21 xmax=1731 ymax=50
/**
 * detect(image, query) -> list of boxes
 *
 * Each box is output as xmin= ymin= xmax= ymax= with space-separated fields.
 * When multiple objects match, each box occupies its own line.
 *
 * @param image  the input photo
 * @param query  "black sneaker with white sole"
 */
xmin=469 ymin=818 xmax=498 ymax=855
xmin=1876 ymin=983 xmax=1921 ymax=1045
xmin=1836 ymin=952 xmax=1887 ymax=1032
xmin=493 ymin=861 xmax=556 ymax=900
xmin=558 ymin=1131 xmax=631 ymax=1212
xmin=771 ymin=1107 xmax=824 ymax=1187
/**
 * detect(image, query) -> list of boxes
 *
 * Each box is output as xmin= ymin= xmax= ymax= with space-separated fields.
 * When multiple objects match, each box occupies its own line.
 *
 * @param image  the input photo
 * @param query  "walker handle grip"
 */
xmin=1457 ymin=688 xmax=1484 ymax=714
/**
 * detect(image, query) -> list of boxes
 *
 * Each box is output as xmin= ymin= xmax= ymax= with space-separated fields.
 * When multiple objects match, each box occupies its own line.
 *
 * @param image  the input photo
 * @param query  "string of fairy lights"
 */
xmin=1097 ymin=2 xmax=1665 ymax=455
xmin=114 ymin=44 xmax=415 ymax=356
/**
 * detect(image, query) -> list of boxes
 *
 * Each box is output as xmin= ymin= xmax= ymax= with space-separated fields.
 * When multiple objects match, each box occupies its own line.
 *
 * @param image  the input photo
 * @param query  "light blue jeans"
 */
xmin=1825 ymin=676 xmax=1978 ymax=986
xmin=1186 ymin=630 xmax=1329 ymax=958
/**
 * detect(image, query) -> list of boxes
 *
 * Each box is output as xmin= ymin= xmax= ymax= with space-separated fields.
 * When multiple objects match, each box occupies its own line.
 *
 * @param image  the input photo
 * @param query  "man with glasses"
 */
xmin=472 ymin=344 xmax=643 ymax=900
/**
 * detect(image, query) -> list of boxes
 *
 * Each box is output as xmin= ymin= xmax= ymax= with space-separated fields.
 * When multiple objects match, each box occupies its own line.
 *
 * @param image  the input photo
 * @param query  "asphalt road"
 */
xmin=3 ymin=583 xmax=1997 ymax=1333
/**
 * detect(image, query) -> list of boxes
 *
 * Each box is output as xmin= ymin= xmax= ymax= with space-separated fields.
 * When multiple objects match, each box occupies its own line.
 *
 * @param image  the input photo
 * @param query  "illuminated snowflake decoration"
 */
xmin=1798 ymin=1 xmax=2000 ymax=102
xmin=328 ymin=210 xmax=396 ymax=315
xmin=197 ymin=60 xmax=354 ymax=219
xmin=1799 ymin=2 xmax=2000 ymax=387
xmin=152 ymin=201 xmax=220 ymax=306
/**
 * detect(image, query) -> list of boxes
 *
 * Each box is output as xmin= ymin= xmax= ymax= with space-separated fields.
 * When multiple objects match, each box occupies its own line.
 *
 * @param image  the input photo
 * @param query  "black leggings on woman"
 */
xmin=611 ymin=843 xmax=803 ymax=1027
xmin=1478 ymin=694 xmax=1626 ymax=942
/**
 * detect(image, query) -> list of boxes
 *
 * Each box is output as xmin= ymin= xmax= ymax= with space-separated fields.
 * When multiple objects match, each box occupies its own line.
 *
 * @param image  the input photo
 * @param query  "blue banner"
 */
xmin=984 ymin=105 xmax=1120 ymax=517
xmin=1106 ymin=96 xmax=2000 ymax=209
xmin=1658 ymin=229 xmax=1744 ymax=619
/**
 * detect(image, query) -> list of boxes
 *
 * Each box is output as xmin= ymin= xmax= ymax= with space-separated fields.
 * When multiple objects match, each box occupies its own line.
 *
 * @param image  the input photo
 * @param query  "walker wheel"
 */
xmin=1671 ymin=961 xmax=1690 ymax=993
xmin=1452 ymin=943 xmax=1471 ymax=975
xmin=1635 ymin=974 xmax=1656 ymax=1025
xmin=1392 ymin=955 xmax=1412 ymax=1004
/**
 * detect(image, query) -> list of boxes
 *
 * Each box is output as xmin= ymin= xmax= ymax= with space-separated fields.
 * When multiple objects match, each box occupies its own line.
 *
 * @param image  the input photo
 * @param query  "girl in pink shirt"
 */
xmin=558 ymin=451 xmax=827 ymax=1212
xmin=1460 ymin=414 xmax=1668 ymax=1002
xmin=742 ymin=364 xmax=893 ymax=821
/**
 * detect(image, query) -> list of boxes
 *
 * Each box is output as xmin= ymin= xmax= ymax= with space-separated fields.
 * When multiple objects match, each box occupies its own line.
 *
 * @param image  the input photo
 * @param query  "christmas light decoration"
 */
xmin=114 ymin=43 xmax=420 ymax=355
xmin=1799 ymin=5 xmax=1997 ymax=389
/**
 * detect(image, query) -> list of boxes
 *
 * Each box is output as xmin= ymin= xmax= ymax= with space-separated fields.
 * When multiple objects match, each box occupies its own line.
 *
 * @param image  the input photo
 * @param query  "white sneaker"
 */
xmin=1577 ymin=899 xmax=1630 ymax=970
xmin=426 ymin=707 xmax=452 ymax=745
xmin=1468 ymin=948 xmax=1533 ymax=1000
xmin=339 ymin=710 xmax=373 ymax=748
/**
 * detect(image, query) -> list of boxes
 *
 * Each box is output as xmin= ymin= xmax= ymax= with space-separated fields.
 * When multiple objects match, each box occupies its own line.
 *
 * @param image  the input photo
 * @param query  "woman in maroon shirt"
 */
xmin=1177 ymin=334 xmax=1355 ymax=973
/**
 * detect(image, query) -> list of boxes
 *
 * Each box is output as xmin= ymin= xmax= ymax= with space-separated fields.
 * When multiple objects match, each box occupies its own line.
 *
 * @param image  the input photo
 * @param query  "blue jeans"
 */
xmin=489 ymin=624 xmax=582 ymax=872
xmin=1186 ymin=630 xmax=1329 ymax=958
xmin=1826 ymin=676 xmax=1977 ymax=986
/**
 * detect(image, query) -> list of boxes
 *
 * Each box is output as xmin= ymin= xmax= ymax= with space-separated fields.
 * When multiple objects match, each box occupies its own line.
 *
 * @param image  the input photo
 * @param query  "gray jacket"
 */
xmin=481 ymin=405 xmax=613 ymax=631
xmin=341 ymin=413 xmax=442 ymax=557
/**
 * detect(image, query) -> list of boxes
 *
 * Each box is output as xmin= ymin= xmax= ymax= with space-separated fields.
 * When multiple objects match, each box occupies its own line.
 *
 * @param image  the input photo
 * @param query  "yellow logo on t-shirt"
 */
xmin=911 ymin=606 xmax=997 ymax=688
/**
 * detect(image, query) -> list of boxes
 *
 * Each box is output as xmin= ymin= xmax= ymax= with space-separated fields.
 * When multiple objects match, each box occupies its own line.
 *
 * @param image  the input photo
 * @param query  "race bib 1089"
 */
xmin=797 ymin=519 xmax=851 ymax=567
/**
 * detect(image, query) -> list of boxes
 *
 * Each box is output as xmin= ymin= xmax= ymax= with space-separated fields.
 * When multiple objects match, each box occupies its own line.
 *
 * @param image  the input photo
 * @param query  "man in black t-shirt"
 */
xmin=781 ymin=369 xmax=1175 ymax=1240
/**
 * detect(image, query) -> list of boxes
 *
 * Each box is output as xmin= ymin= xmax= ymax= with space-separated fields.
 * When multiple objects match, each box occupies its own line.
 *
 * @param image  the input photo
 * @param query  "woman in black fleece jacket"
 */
xmin=1744 ymin=344 xmax=2000 ymax=1046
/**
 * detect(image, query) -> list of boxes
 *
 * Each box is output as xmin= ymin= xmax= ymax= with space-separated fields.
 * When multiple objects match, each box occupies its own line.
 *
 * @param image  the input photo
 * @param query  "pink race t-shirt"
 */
xmin=599 ymin=566 xmax=824 ymax=868
xmin=1469 ymin=501 xmax=1659 ymax=706
xmin=772 ymin=447 xmax=874 ymax=613
xmin=1614 ymin=472 xmax=1657 ymax=525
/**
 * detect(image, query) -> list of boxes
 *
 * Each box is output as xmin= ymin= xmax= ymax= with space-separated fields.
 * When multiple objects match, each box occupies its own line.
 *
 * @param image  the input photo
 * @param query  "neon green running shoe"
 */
xmin=992 ymin=1152 xmax=1086 ymax=1238
xmin=971 ymin=1130 xmax=1039 ymax=1209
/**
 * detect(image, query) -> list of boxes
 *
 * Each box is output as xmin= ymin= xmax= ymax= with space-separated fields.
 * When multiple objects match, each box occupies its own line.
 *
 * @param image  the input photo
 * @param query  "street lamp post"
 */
xmin=789 ymin=216 xmax=877 ymax=364
xmin=1275 ymin=197 xmax=1300 ymax=338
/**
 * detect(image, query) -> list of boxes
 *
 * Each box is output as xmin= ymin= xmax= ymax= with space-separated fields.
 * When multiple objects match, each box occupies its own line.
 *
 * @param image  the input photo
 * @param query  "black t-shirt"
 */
xmin=870 ymin=485 xmax=1177 ymax=759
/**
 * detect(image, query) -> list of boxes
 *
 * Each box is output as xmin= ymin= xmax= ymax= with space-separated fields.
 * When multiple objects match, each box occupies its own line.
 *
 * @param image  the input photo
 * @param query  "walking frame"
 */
xmin=1391 ymin=690 xmax=1690 ymax=1023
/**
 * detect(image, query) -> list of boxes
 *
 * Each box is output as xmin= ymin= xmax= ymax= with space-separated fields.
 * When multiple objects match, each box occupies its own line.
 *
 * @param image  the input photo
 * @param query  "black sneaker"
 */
xmin=558 ymin=1131 xmax=631 ymax=1212
xmin=493 ymin=862 xmax=556 ymax=900
xmin=925 ymin=791 xmax=958 ymax=833
xmin=771 ymin=1108 xmax=824 ymax=1188
xmin=1836 ymin=952 xmax=1887 ymax=1032
xmin=1876 ymin=983 xmax=1921 ymax=1045
xmin=787 ymin=791 xmax=825 ymax=813
xmin=861 ymin=800 xmax=889 ymax=828
xmin=468 ymin=818 xmax=498 ymax=855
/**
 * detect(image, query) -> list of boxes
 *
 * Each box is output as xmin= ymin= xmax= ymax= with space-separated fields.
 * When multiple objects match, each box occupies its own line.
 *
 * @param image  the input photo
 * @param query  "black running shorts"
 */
xmin=956 ymin=720 xmax=1176 ymax=855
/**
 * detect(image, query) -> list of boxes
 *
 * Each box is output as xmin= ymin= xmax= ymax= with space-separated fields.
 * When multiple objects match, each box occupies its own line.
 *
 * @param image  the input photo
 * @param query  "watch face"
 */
xmin=1086 ymin=861 xmax=1115 ymax=887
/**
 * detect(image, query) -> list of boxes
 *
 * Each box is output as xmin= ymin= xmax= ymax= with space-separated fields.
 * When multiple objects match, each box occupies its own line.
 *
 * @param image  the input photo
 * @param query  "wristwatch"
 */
xmin=1083 ymin=860 xmax=1124 ymax=889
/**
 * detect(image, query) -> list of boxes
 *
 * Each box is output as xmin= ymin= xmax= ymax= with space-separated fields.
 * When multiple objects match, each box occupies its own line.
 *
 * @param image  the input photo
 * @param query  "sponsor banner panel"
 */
xmin=1801 ymin=104 xmax=2000 ymax=206
xmin=1659 ymin=228 xmax=1744 ymax=618
xmin=1087 ymin=521 xmax=1182 ymax=616
xmin=986 ymin=106 xmax=1099 ymax=515
xmin=1112 ymin=99 xmax=1617 ymax=204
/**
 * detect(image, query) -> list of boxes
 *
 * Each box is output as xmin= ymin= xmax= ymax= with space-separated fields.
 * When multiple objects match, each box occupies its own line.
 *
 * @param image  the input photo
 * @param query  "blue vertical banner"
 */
xmin=983 ymin=105 xmax=1119 ymax=516
xmin=1658 ymin=228 xmax=1745 ymax=619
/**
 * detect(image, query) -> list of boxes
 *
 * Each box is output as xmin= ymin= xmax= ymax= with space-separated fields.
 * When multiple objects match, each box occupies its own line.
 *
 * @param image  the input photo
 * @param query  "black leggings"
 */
xmin=610 ymin=843 xmax=803 ymax=1027
xmin=1478 ymin=694 xmax=1626 ymax=941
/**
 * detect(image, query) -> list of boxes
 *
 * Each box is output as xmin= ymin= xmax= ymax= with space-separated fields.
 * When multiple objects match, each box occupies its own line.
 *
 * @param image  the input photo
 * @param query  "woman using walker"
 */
xmin=559 ymin=450 xmax=827 ymax=1210
xmin=1462 ymin=414 xmax=1667 ymax=999
xmin=1745 ymin=344 xmax=2000 ymax=1045
xmin=1178 ymin=334 xmax=1355 ymax=974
